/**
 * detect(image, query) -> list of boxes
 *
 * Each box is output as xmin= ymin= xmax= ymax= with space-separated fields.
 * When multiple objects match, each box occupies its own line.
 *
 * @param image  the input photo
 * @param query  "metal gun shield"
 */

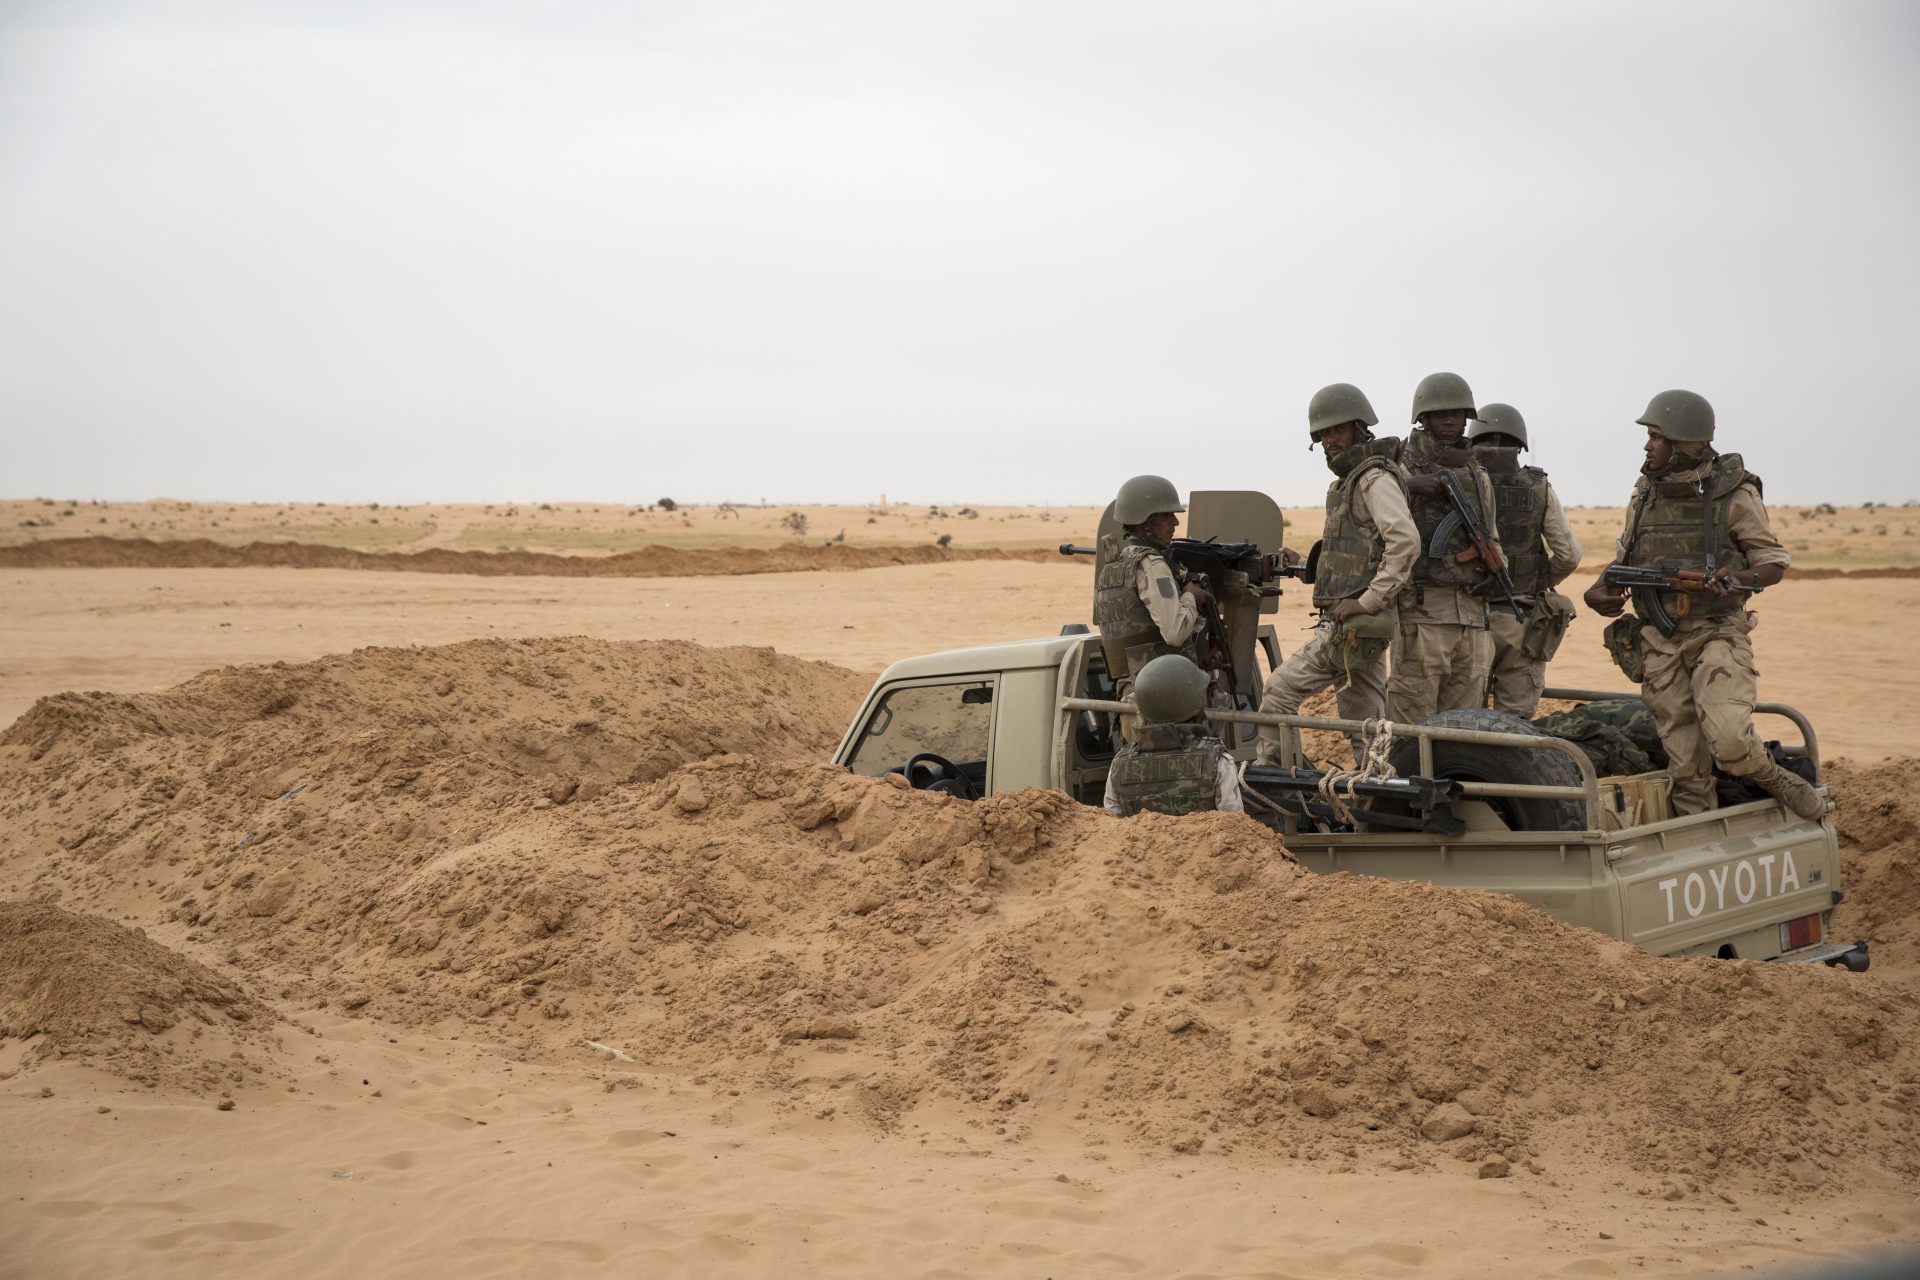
xmin=1185 ymin=491 xmax=1286 ymax=611
xmin=1185 ymin=489 xmax=1288 ymax=707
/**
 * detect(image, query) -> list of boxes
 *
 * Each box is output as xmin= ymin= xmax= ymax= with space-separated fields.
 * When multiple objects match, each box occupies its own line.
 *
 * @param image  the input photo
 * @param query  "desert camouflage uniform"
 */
xmin=1104 ymin=723 xmax=1244 ymax=816
xmin=1094 ymin=536 xmax=1205 ymax=740
xmin=1256 ymin=443 xmax=1418 ymax=765
xmin=1385 ymin=430 xmax=1503 ymax=724
xmin=1615 ymin=454 xmax=1790 ymax=816
xmin=1479 ymin=448 xmax=1583 ymax=717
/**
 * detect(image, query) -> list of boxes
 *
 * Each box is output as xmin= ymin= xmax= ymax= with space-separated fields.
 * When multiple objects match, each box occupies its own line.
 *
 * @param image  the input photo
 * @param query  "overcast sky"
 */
xmin=2 ymin=0 xmax=1916 ymax=507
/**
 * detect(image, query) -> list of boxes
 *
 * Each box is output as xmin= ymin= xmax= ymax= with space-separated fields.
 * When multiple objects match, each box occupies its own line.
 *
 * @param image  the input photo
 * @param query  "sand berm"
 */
xmin=3 ymin=637 xmax=1917 ymax=1196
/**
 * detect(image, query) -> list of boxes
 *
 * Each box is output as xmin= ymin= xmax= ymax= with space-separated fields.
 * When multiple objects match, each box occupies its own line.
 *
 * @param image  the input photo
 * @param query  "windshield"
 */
xmin=845 ymin=680 xmax=994 ymax=776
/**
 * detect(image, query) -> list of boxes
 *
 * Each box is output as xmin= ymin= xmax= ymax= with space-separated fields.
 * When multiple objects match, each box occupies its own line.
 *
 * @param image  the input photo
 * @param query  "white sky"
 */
xmin=2 ymin=0 xmax=1916 ymax=507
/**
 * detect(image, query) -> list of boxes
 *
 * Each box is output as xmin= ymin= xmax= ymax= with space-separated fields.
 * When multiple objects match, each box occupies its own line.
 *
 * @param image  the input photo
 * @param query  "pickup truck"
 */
xmin=829 ymin=493 xmax=1868 ymax=969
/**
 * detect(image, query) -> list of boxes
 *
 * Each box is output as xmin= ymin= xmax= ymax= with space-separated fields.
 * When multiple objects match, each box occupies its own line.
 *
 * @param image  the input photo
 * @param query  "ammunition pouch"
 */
xmin=1327 ymin=607 xmax=1396 ymax=688
xmin=1602 ymin=614 xmax=1647 ymax=684
xmin=1521 ymin=590 xmax=1577 ymax=662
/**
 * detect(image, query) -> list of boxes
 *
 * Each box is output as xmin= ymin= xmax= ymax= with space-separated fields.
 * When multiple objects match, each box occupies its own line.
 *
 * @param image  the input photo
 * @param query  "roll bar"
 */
xmin=1540 ymin=686 xmax=1819 ymax=772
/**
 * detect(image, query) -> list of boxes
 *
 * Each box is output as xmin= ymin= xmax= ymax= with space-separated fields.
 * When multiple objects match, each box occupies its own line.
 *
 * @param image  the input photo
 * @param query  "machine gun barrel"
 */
xmin=1239 ymin=764 xmax=1467 ymax=835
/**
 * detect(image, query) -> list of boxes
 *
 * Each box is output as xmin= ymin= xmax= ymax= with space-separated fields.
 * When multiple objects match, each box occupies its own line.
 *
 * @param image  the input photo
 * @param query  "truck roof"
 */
xmin=873 ymin=633 xmax=1082 ymax=683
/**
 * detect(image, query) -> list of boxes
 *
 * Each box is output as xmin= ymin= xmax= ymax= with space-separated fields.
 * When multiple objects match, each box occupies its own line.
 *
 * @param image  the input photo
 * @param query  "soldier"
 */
xmin=1105 ymin=655 xmax=1244 ymax=816
xmin=1468 ymin=403 xmax=1584 ymax=718
xmin=1093 ymin=474 xmax=1212 ymax=709
xmin=1583 ymin=390 xmax=1823 ymax=820
xmin=1254 ymin=383 xmax=1418 ymax=766
xmin=1386 ymin=372 xmax=1507 ymax=724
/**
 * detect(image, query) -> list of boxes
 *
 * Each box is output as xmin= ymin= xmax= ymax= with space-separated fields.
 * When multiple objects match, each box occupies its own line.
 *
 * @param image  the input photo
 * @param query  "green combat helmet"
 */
xmin=1410 ymin=371 xmax=1476 ymax=423
xmin=1132 ymin=654 xmax=1211 ymax=726
xmin=1636 ymin=389 xmax=1715 ymax=442
xmin=1468 ymin=402 xmax=1529 ymax=448
xmin=1115 ymin=475 xmax=1185 ymax=526
xmin=1307 ymin=382 xmax=1379 ymax=446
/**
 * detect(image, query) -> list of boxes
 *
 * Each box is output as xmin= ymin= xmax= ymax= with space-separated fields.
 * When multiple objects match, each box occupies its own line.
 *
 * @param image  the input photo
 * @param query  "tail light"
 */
xmin=1780 ymin=913 xmax=1824 ymax=952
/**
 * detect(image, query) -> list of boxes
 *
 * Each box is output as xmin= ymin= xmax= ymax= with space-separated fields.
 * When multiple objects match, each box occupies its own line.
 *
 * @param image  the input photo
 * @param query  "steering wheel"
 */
xmin=902 ymin=752 xmax=977 ymax=800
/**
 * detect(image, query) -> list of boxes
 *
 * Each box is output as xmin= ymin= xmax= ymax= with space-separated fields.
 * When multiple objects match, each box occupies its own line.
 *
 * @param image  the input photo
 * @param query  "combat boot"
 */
xmin=1748 ymin=759 xmax=1826 ymax=822
xmin=1253 ymin=727 xmax=1299 ymax=768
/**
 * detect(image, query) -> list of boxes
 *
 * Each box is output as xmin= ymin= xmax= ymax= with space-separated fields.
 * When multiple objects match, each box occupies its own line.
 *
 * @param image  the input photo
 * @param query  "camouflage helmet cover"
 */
xmin=1115 ymin=474 xmax=1186 ymax=525
xmin=1636 ymin=389 xmax=1715 ymax=443
xmin=1468 ymin=402 xmax=1529 ymax=449
xmin=1132 ymin=654 xmax=1211 ymax=725
xmin=1308 ymin=382 xmax=1380 ymax=439
xmin=1410 ymin=371 xmax=1476 ymax=423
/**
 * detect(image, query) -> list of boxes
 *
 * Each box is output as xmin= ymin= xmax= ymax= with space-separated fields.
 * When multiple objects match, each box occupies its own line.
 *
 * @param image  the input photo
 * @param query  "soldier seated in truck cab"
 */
xmin=1104 ymin=655 xmax=1244 ymax=817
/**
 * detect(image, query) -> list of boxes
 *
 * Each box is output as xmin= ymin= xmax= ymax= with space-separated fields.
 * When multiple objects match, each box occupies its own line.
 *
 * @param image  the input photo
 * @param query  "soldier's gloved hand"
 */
xmin=1406 ymin=475 xmax=1446 ymax=498
xmin=1331 ymin=599 xmax=1366 ymax=624
xmin=1279 ymin=547 xmax=1303 ymax=567
xmin=1584 ymin=580 xmax=1627 ymax=617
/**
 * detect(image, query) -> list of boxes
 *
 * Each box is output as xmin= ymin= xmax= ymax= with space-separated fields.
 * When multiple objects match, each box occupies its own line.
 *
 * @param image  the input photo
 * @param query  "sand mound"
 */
xmin=0 ymin=902 xmax=276 ymax=1093
xmin=1829 ymin=758 xmax=1920 ymax=978
xmin=0 ymin=535 xmax=1064 ymax=578
xmin=1 ymin=636 xmax=868 ymax=935
xmin=4 ymin=631 xmax=1915 ymax=1190
xmin=3 ymin=634 xmax=866 ymax=780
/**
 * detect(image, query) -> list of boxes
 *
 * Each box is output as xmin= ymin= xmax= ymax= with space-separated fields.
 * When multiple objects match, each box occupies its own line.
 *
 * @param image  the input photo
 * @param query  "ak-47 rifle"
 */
xmin=1601 ymin=563 xmax=1762 ymax=639
xmin=1430 ymin=471 xmax=1526 ymax=619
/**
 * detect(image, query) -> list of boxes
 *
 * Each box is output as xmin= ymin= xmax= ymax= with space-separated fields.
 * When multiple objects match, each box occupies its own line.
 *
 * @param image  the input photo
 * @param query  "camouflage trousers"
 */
xmin=1640 ymin=612 xmax=1766 ymax=817
xmin=1386 ymin=618 xmax=1492 ymax=726
xmin=1486 ymin=606 xmax=1546 ymax=719
xmin=1254 ymin=619 xmax=1388 ymax=766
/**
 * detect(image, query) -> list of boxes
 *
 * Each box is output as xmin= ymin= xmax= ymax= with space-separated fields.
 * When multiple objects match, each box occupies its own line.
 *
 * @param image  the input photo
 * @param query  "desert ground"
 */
xmin=4 ymin=504 xmax=1919 ymax=1279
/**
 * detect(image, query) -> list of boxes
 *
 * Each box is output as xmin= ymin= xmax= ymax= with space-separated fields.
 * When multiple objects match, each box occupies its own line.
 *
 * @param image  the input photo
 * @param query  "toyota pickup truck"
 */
xmin=829 ymin=492 xmax=1868 ymax=969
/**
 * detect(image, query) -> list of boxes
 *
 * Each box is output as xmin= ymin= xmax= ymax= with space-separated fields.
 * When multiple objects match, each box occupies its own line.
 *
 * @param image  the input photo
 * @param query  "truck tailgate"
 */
xmin=1611 ymin=804 xmax=1840 ymax=959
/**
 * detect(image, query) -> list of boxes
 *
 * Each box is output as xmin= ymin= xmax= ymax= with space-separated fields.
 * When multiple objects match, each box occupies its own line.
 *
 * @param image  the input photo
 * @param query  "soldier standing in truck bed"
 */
xmin=1468 ymin=403 xmax=1583 ymax=718
xmin=1385 ymin=372 xmax=1507 ymax=724
xmin=1582 ymin=390 xmax=1823 ymax=821
xmin=1093 ymin=475 xmax=1214 ymax=734
xmin=1254 ymin=383 xmax=1418 ymax=766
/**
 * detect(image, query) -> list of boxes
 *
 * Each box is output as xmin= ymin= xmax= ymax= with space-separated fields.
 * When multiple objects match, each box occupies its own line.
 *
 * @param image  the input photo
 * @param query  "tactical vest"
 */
xmin=1312 ymin=452 xmax=1398 ymax=608
xmin=1478 ymin=447 xmax=1552 ymax=597
xmin=1108 ymin=723 xmax=1225 ymax=816
xmin=1399 ymin=429 xmax=1494 ymax=589
xmin=1094 ymin=537 xmax=1202 ymax=678
xmin=1622 ymin=453 xmax=1756 ymax=623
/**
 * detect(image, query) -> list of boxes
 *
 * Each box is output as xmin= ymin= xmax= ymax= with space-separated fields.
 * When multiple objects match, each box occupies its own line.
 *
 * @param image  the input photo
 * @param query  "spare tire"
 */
xmin=1385 ymin=708 xmax=1588 ymax=833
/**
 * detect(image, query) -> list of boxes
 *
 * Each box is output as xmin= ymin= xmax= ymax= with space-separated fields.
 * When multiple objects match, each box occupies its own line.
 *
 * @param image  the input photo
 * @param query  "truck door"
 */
xmin=841 ymin=675 xmax=998 ymax=797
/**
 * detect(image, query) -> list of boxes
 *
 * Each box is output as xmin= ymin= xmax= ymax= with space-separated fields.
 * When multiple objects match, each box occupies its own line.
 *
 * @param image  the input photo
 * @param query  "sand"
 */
xmin=3 ymin=559 xmax=1917 ymax=760
xmin=5 ymin=520 xmax=1920 ymax=1278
